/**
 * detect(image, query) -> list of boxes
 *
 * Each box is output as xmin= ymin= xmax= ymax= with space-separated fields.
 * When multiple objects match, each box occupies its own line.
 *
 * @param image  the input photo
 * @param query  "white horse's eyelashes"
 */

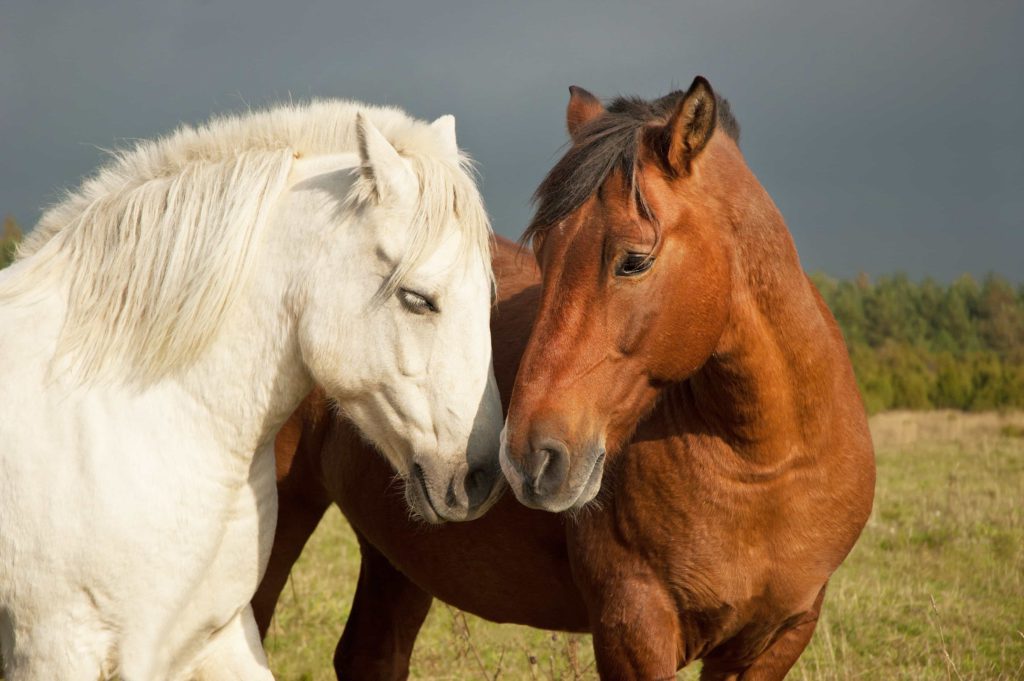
xmin=0 ymin=98 xmax=502 ymax=679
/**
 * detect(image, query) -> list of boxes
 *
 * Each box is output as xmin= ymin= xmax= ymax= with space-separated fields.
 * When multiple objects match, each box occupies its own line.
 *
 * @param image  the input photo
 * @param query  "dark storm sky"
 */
xmin=2 ymin=0 xmax=1021 ymax=281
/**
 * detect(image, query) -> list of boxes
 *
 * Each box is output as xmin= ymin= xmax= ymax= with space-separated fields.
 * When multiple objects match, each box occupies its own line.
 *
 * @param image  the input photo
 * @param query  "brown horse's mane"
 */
xmin=525 ymin=90 xmax=740 ymax=243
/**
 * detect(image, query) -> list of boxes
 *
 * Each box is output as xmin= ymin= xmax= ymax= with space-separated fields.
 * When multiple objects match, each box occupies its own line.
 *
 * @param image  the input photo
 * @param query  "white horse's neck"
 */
xmin=172 ymin=185 xmax=349 ymax=459
xmin=172 ymin=260 xmax=311 ymax=460
xmin=172 ymin=155 xmax=362 ymax=459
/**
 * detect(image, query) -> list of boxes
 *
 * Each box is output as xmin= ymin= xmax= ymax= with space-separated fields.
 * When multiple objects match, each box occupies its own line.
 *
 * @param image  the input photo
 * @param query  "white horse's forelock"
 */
xmin=6 ymin=100 xmax=492 ymax=384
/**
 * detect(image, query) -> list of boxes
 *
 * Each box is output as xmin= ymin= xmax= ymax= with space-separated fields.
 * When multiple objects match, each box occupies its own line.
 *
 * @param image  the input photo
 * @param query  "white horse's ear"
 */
xmin=430 ymin=115 xmax=458 ymax=159
xmin=356 ymin=113 xmax=412 ymax=200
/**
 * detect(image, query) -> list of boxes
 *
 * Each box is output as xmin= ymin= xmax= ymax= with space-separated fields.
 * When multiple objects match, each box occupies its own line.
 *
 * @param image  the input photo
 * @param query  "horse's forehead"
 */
xmin=417 ymin=230 xmax=472 ymax=273
xmin=600 ymin=176 xmax=653 ymax=237
xmin=544 ymin=181 xmax=652 ymax=259
xmin=537 ymin=205 xmax=597 ymax=261
xmin=403 ymin=228 xmax=490 ymax=289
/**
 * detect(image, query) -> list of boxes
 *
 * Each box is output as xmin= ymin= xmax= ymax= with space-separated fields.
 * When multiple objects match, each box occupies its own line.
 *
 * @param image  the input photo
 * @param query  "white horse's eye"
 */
xmin=398 ymin=288 xmax=439 ymax=314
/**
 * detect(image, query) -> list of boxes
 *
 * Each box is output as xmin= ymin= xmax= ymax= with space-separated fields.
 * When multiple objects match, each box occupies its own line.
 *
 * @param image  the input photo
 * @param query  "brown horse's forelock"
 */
xmin=524 ymin=91 xmax=740 ymax=244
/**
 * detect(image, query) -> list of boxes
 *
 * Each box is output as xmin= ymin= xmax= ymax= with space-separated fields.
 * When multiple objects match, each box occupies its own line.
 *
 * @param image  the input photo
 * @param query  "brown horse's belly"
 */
xmin=331 ymin=440 xmax=591 ymax=632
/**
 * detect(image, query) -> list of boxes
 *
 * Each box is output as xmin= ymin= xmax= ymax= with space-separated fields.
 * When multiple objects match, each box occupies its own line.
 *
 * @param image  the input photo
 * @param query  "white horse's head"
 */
xmin=284 ymin=114 xmax=503 ymax=522
xmin=11 ymin=102 xmax=504 ymax=523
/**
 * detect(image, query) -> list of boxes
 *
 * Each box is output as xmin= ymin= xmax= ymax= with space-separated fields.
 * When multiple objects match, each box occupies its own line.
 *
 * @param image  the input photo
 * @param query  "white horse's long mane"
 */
xmin=7 ymin=100 xmax=491 ymax=384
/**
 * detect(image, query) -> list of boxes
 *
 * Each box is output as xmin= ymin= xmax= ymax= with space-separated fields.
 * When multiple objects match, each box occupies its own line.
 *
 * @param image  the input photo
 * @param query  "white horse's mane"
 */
xmin=7 ymin=100 xmax=491 ymax=384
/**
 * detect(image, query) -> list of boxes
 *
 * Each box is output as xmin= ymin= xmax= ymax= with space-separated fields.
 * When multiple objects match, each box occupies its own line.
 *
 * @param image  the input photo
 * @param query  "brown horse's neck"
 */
xmin=683 ymin=171 xmax=841 ymax=464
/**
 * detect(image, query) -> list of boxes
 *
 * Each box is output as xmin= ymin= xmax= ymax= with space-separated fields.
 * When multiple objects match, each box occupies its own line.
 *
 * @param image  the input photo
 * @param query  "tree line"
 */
xmin=2 ymin=214 xmax=1021 ymax=413
xmin=812 ymin=272 xmax=1024 ymax=413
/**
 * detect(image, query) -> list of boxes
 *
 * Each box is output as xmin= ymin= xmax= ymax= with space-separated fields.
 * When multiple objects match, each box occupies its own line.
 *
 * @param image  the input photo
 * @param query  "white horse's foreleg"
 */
xmin=189 ymin=605 xmax=274 ymax=681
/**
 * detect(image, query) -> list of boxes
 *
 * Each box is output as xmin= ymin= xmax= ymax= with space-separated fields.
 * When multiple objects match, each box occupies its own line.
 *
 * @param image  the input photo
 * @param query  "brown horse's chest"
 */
xmin=566 ymin=433 xmax=833 ymax=665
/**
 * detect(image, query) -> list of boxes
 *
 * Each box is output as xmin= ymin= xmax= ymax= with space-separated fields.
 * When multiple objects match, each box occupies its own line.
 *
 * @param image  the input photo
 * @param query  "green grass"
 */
xmin=263 ymin=505 xmax=609 ymax=680
xmin=788 ymin=411 xmax=1024 ymax=680
xmin=265 ymin=411 xmax=1024 ymax=680
xmin=1001 ymin=424 xmax=1024 ymax=439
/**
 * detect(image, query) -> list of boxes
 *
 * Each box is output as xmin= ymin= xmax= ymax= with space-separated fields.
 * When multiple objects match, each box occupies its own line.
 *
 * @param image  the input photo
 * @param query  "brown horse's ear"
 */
xmin=566 ymin=86 xmax=605 ymax=140
xmin=664 ymin=76 xmax=717 ymax=173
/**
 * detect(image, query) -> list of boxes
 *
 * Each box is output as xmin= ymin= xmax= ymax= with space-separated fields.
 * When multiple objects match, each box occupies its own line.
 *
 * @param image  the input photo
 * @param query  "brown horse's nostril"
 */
xmin=524 ymin=440 xmax=570 ymax=498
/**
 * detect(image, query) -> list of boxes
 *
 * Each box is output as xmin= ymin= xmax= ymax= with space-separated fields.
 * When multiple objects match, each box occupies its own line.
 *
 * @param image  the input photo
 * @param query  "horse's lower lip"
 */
xmin=415 ymin=471 xmax=445 ymax=523
xmin=571 ymin=450 xmax=606 ymax=510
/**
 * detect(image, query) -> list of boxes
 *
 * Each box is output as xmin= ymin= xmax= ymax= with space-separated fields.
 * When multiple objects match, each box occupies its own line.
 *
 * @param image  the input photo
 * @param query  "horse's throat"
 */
xmin=688 ymin=282 xmax=835 ymax=463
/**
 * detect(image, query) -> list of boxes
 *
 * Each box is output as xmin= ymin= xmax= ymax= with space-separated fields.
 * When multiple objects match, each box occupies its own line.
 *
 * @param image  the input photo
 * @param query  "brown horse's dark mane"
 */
xmin=525 ymin=91 xmax=740 ymax=243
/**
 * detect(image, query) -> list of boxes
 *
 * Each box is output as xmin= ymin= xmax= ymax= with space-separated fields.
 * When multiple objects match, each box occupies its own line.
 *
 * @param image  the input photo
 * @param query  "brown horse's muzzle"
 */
xmin=499 ymin=422 xmax=607 ymax=512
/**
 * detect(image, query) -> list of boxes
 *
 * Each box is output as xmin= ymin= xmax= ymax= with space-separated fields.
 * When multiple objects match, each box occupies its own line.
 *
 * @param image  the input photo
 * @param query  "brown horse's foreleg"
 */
xmin=737 ymin=584 xmax=827 ymax=681
xmin=700 ymin=584 xmax=827 ymax=681
xmin=587 ymin=579 xmax=681 ymax=681
xmin=333 ymin=533 xmax=433 ymax=681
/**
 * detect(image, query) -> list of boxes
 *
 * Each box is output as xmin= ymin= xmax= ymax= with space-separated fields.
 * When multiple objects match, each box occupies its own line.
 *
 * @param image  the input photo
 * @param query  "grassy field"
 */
xmin=1 ymin=411 xmax=1019 ymax=679
xmin=264 ymin=410 xmax=1024 ymax=680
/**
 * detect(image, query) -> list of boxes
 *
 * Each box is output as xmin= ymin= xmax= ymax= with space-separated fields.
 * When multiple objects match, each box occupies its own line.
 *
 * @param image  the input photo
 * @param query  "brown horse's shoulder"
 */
xmin=274 ymin=388 xmax=331 ymax=484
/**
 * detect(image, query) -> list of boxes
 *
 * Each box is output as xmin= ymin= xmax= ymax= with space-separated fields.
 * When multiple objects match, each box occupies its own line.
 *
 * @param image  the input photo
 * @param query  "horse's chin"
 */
xmin=403 ymin=476 xmax=446 ymax=525
xmin=569 ymin=452 xmax=606 ymax=511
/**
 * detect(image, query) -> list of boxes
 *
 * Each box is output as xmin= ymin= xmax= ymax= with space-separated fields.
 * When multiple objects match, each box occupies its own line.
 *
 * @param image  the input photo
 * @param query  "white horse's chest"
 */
xmin=0 ymin=302 xmax=278 ymax=677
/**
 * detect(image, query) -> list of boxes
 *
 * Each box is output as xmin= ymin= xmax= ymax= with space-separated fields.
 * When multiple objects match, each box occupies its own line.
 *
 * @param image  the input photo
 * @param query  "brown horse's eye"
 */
xmin=615 ymin=253 xmax=655 ymax=277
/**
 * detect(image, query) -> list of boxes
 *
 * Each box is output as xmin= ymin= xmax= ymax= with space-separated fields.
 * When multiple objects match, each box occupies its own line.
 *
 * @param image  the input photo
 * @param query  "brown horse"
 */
xmin=253 ymin=77 xmax=875 ymax=680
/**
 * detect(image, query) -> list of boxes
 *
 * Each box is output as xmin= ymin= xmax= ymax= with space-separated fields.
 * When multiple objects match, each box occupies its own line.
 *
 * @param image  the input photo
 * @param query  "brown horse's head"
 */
xmin=501 ymin=77 xmax=744 ymax=511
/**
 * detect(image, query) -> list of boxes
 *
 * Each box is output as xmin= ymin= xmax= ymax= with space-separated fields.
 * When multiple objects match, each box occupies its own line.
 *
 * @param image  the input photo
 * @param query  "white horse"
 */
xmin=0 ymin=101 xmax=503 ymax=680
